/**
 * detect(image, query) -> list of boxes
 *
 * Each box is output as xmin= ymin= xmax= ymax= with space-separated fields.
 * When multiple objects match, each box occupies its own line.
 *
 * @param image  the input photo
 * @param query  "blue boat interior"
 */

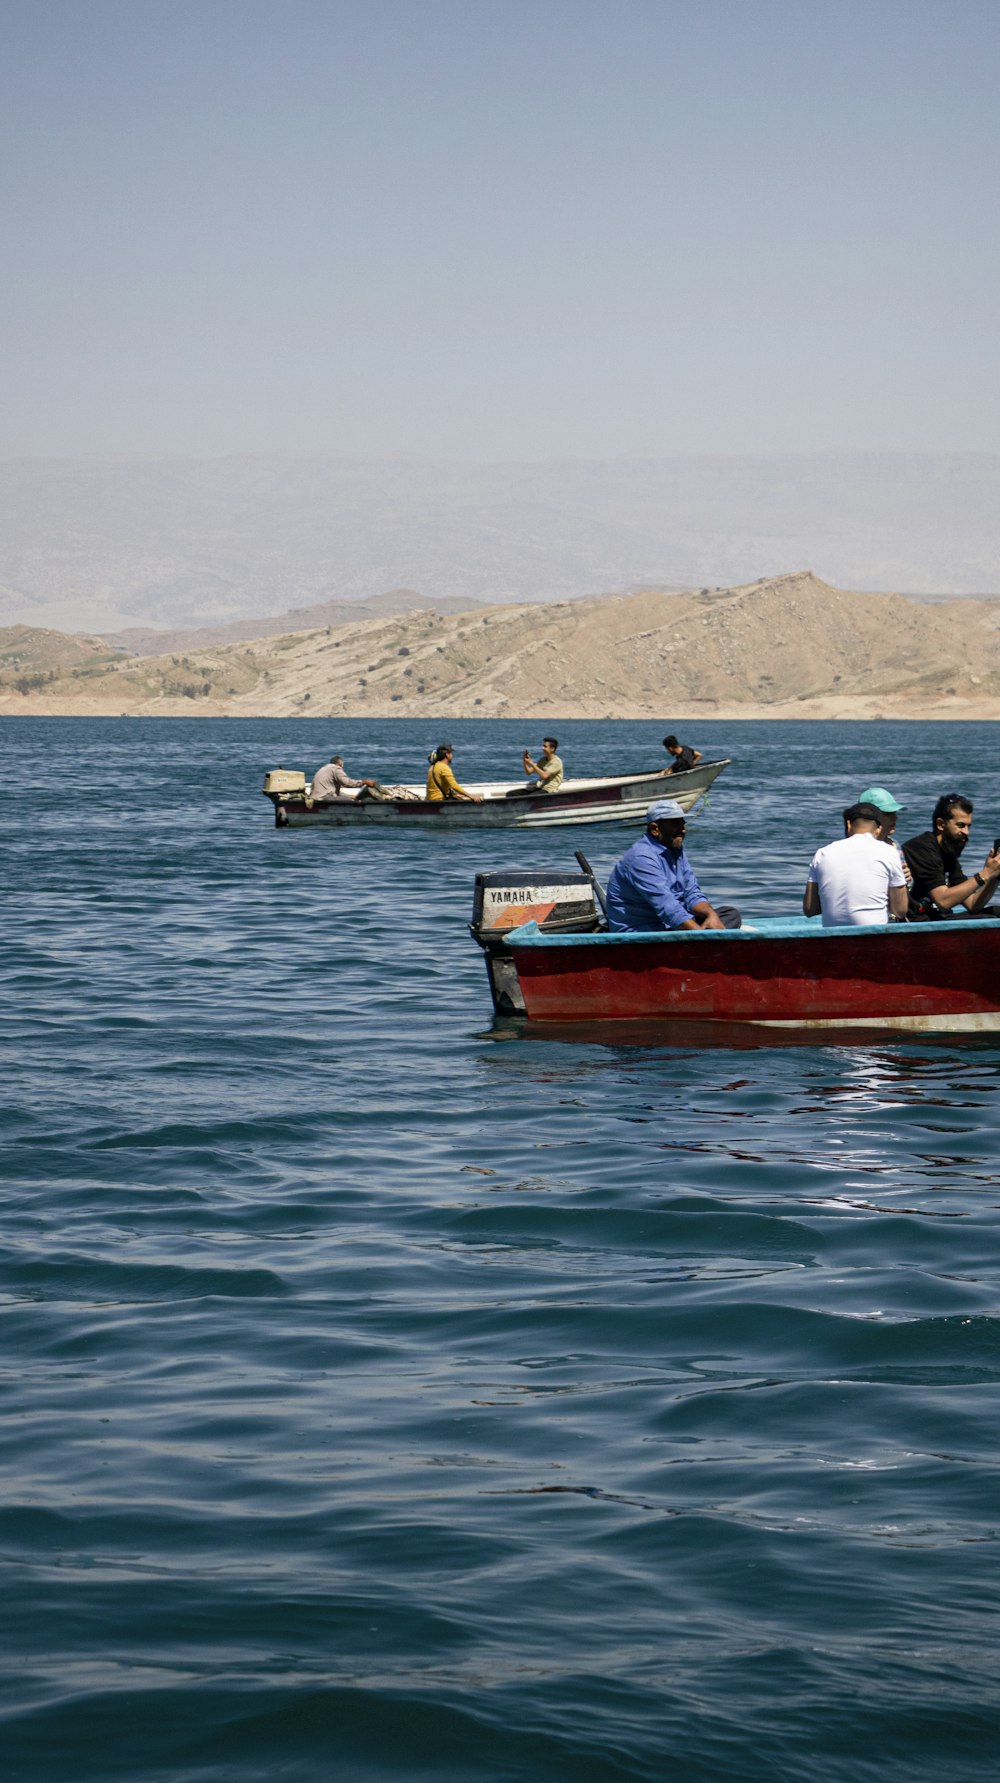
xmin=506 ymin=916 xmax=966 ymax=948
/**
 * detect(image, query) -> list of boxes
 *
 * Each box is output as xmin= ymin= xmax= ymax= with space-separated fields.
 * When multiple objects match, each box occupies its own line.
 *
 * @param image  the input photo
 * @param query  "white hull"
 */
xmin=266 ymin=759 xmax=730 ymax=830
xmin=757 ymin=1011 xmax=1000 ymax=1032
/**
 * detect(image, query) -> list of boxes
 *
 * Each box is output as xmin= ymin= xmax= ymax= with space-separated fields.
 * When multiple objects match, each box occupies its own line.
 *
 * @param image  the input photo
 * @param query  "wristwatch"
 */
xmin=974 ymin=872 xmax=985 ymax=888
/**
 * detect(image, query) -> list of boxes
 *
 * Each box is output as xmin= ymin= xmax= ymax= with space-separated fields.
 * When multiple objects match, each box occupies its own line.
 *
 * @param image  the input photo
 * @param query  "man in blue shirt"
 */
xmin=606 ymin=799 xmax=741 ymax=931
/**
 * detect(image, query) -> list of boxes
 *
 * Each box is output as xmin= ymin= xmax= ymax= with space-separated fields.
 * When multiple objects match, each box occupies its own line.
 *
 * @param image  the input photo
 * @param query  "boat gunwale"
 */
xmin=506 ymin=914 xmax=1000 ymax=948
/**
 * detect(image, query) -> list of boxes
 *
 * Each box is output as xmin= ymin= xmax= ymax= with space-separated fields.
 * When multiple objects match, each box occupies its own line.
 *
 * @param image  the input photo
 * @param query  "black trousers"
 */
xmin=714 ymin=905 xmax=742 ymax=929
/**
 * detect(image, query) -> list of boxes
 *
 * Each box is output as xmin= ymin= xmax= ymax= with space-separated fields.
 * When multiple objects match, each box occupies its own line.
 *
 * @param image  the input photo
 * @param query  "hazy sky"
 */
xmin=3 ymin=0 xmax=998 ymax=458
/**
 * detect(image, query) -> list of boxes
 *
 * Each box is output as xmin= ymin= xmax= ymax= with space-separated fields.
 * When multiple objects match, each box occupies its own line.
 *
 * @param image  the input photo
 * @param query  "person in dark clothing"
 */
xmin=662 ymin=734 xmax=702 ymax=773
xmin=902 ymin=793 xmax=1000 ymax=919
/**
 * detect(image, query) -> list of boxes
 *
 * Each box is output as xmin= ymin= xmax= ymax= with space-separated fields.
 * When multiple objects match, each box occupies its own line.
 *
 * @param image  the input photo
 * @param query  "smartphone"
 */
xmin=993 ymin=837 xmax=1000 ymax=856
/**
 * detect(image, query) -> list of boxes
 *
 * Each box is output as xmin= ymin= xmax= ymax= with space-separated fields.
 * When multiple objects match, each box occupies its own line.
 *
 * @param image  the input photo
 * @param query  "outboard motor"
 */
xmin=471 ymin=869 xmax=603 ymax=1016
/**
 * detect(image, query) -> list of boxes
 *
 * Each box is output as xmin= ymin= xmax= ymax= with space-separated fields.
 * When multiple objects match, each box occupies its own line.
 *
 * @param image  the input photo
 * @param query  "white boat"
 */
xmin=263 ymin=757 xmax=731 ymax=829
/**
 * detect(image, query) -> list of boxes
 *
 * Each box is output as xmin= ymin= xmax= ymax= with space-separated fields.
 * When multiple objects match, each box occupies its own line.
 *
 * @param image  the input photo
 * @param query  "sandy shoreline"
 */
xmin=2 ymin=695 xmax=999 ymax=720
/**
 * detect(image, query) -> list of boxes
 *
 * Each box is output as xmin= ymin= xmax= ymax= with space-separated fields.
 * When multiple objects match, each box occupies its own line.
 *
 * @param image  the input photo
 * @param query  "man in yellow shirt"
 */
xmin=425 ymin=744 xmax=484 ymax=802
xmin=522 ymin=737 xmax=564 ymax=793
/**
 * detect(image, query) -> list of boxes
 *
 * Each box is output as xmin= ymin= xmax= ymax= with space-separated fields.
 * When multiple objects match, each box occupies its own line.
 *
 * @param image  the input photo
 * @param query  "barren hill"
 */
xmin=0 ymin=625 xmax=126 ymax=696
xmin=3 ymin=571 xmax=1000 ymax=719
xmin=98 ymin=588 xmax=488 ymax=657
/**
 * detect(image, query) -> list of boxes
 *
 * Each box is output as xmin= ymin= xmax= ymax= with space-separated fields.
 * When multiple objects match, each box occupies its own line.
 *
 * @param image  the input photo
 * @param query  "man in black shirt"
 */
xmin=902 ymin=793 xmax=1000 ymax=919
xmin=662 ymin=734 xmax=702 ymax=774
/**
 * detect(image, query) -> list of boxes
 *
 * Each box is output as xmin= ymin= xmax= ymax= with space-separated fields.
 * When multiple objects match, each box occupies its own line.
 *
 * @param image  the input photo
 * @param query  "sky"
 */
xmin=2 ymin=0 xmax=999 ymax=459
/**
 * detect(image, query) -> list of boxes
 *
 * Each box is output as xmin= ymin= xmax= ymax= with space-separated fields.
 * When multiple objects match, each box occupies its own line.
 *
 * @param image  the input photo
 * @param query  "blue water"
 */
xmin=3 ymin=716 xmax=1000 ymax=1782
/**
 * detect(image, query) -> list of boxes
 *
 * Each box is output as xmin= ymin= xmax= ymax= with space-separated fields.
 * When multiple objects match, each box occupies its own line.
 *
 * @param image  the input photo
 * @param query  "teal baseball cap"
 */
xmin=858 ymin=784 xmax=903 ymax=813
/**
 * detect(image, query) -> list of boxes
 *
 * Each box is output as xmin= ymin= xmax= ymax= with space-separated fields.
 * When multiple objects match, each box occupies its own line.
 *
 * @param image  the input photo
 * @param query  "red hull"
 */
xmin=509 ymin=922 xmax=1000 ymax=1028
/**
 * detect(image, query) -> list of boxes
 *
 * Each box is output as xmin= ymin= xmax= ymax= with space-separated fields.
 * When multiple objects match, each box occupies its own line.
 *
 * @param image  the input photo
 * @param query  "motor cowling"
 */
xmin=471 ymin=871 xmax=602 ymax=1016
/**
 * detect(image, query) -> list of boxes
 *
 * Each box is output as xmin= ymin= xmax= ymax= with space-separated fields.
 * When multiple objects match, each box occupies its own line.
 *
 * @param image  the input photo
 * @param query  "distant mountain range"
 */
xmin=0 ymin=451 xmax=998 ymax=637
xmin=3 ymin=571 xmax=999 ymax=720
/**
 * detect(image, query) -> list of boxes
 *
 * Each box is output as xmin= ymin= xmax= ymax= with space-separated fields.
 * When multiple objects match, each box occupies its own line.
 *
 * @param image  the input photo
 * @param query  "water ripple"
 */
xmin=3 ymin=717 xmax=1000 ymax=1781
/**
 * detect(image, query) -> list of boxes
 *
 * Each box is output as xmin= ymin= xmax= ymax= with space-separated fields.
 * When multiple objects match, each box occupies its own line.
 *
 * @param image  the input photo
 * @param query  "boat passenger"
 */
xmin=902 ymin=794 xmax=1000 ymax=919
xmin=857 ymin=784 xmax=903 ymax=840
xmin=662 ymin=734 xmax=702 ymax=773
xmin=803 ymin=803 xmax=908 ymax=927
xmin=522 ymin=737 xmax=564 ymax=793
xmin=606 ymin=799 xmax=741 ymax=932
xmin=856 ymin=783 xmax=912 ymax=888
xmin=311 ymin=755 xmax=378 ymax=800
xmin=426 ymin=744 xmax=484 ymax=803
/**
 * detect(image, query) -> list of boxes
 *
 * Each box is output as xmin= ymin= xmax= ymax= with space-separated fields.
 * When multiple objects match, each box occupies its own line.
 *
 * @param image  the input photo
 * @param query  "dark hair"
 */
xmin=543 ymin=736 xmax=558 ymax=750
xmin=663 ymin=734 xmax=679 ymax=749
xmin=431 ymin=742 xmax=454 ymax=763
xmin=843 ymin=802 xmax=880 ymax=827
xmin=933 ymin=793 xmax=973 ymax=829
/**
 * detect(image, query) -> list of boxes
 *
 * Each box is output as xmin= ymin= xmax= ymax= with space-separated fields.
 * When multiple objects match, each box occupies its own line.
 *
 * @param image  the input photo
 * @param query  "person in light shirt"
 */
xmin=311 ymin=755 xmax=377 ymax=800
xmin=522 ymin=737 xmax=564 ymax=793
xmin=856 ymin=783 xmax=911 ymax=888
xmin=803 ymin=802 xmax=908 ymax=927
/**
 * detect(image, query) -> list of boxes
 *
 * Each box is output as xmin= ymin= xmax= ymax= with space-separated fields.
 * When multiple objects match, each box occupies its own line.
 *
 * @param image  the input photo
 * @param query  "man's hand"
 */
xmin=888 ymin=883 xmax=909 ymax=920
xmin=690 ymin=900 xmax=725 ymax=930
xmin=963 ymin=845 xmax=1000 ymax=912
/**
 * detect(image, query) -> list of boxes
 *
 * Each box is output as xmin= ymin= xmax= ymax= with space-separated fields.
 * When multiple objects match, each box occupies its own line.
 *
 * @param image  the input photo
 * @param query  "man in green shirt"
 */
xmin=522 ymin=737 xmax=564 ymax=793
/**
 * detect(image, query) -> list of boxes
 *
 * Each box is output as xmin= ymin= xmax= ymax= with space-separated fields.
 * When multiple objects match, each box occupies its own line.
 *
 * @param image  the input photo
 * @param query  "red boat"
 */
xmin=469 ymin=872 xmax=1000 ymax=1035
xmin=504 ymin=916 xmax=1000 ymax=1034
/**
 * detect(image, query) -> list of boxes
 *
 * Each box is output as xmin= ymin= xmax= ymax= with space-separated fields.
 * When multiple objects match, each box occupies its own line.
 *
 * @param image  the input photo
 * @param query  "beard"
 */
xmin=947 ymin=831 xmax=969 ymax=858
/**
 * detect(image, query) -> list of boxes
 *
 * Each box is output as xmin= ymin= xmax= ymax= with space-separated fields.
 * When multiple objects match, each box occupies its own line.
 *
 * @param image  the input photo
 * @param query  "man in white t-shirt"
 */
xmin=803 ymin=802 xmax=908 ymax=928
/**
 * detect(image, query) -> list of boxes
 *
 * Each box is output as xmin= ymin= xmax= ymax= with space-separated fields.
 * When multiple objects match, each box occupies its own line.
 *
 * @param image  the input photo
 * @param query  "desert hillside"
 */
xmin=2 ymin=571 xmax=1000 ymax=719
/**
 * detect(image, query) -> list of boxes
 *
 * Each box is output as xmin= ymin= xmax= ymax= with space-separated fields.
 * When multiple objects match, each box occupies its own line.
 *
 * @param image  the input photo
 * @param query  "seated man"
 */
xmin=662 ymin=734 xmax=702 ymax=773
xmin=803 ymin=802 xmax=908 ymax=927
xmin=522 ymin=737 xmax=564 ymax=792
xmin=902 ymin=793 xmax=1000 ymax=919
xmin=606 ymin=799 xmax=741 ymax=931
xmin=311 ymin=754 xmax=377 ymax=801
xmin=857 ymin=784 xmax=903 ymax=841
xmin=857 ymin=783 xmax=911 ymax=887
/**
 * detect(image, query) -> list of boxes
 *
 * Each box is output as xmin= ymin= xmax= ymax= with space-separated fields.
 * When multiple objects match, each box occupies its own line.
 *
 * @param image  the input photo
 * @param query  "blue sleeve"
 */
xmin=624 ymin=846 xmax=692 ymax=928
